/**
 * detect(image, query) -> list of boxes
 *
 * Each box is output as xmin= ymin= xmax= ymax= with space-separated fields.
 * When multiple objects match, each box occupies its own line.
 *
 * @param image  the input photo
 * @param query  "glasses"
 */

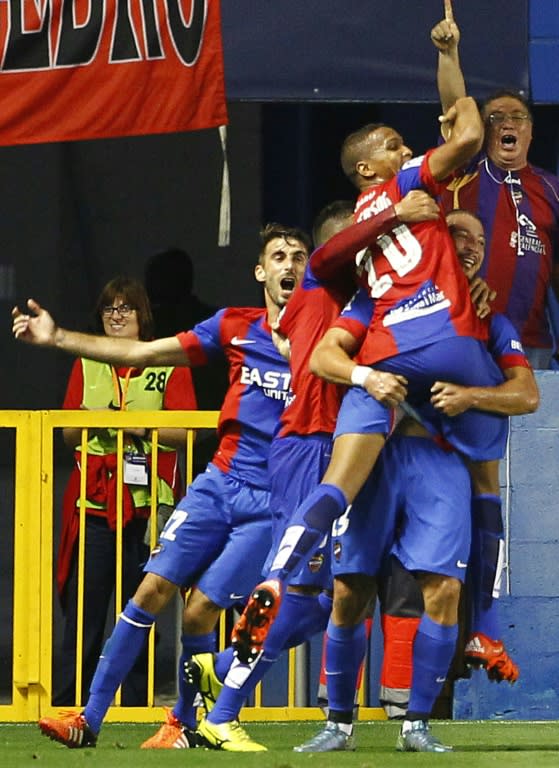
xmin=101 ymin=303 xmax=135 ymax=317
xmin=486 ymin=111 xmax=531 ymax=125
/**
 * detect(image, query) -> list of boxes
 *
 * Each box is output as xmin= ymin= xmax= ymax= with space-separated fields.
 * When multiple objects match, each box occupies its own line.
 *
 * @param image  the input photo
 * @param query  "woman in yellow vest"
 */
xmin=53 ymin=276 xmax=197 ymax=706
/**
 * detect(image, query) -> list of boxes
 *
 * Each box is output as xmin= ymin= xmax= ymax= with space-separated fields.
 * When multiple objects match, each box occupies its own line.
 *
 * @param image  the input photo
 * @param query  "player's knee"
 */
xmin=421 ymin=574 xmax=461 ymax=622
xmin=133 ymin=572 xmax=176 ymax=614
xmin=182 ymin=588 xmax=221 ymax=633
xmin=332 ymin=573 xmax=376 ymax=625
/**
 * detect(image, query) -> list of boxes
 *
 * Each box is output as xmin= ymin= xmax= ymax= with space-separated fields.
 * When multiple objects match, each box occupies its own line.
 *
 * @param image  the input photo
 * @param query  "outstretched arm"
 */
xmin=431 ymin=0 xmax=466 ymax=120
xmin=12 ymin=299 xmax=190 ymax=367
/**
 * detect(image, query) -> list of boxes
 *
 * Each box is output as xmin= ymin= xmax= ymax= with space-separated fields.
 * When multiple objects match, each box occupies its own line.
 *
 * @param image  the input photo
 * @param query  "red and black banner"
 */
xmin=0 ymin=1 xmax=227 ymax=145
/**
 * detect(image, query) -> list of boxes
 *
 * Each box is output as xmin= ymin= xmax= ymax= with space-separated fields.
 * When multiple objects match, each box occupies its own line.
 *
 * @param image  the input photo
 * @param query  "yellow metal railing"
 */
xmin=1 ymin=409 xmax=383 ymax=722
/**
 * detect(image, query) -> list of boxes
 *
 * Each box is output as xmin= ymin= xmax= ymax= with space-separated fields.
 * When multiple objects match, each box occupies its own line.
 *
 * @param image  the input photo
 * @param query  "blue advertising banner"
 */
xmin=221 ymin=0 xmax=529 ymax=102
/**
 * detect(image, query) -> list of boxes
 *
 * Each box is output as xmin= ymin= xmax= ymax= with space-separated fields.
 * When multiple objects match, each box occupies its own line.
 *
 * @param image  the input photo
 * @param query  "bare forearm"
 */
xmin=438 ymin=49 xmax=466 ymax=114
xmin=310 ymin=343 xmax=355 ymax=385
xmin=53 ymin=328 xmax=188 ymax=367
xmin=433 ymin=373 xmax=539 ymax=417
xmin=463 ymin=381 xmax=539 ymax=416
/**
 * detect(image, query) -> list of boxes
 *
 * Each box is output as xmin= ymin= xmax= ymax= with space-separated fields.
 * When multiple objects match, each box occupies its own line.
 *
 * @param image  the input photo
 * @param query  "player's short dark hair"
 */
xmin=445 ymin=208 xmax=484 ymax=229
xmin=312 ymin=200 xmax=355 ymax=246
xmin=480 ymin=89 xmax=533 ymax=122
xmin=258 ymin=223 xmax=312 ymax=264
xmin=95 ymin=276 xmax=154 ymax=340
xmin=340 ymin=123 xmax=386 ymax=184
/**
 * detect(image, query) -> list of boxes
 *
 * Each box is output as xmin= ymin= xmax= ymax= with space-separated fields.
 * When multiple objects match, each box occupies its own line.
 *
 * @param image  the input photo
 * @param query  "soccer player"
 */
xmin=12 ymin=224 xmax=310 ymax=750
xmin=233 ymin=94 xmax=509 ymax=670
xmin=298 ymin=213 xmax=538 ymax=751
xmin=432 ymin=0 xmax=559 ymax=367
xmin=191 ymin=192 xmax=441 ymax=751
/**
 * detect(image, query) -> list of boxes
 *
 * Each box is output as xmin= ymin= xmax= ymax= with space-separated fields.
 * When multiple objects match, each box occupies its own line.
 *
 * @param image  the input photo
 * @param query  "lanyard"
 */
xmin=110 ymin=367 xmax=133 ymax=411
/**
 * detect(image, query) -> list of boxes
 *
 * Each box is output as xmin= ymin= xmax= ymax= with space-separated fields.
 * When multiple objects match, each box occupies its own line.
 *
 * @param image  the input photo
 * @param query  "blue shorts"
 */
xmin=144 ymin=463 xmax=271 ymax=608
xmin=335 ymin=337 xmax=508 ymax=461
xmin=265 ymin=434 xmax=333 ymax=589
xmin=331 ymin=458 xmax=398 ymax=578
xmin=332 ymin=435 xmax=471 ymax=581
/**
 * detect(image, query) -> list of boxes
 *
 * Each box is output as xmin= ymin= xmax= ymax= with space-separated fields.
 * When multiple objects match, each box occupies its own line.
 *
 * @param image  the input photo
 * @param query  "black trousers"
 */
xmin=53 ymin=514 xmax=150 ymax=706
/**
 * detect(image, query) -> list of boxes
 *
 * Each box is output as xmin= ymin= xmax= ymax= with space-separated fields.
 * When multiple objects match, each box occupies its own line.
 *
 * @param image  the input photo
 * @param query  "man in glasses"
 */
xmin=432 ymin=0 xmax=559 ymax=370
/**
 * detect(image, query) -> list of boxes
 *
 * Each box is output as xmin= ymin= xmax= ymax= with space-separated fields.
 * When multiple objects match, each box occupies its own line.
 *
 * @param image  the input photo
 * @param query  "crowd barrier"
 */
xmin=0 ymin=409 xmax=381 ymax=723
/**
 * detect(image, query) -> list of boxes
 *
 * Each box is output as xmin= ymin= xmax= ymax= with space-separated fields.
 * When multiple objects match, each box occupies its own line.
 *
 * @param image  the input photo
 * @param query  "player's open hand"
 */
xmin=431 ymin=0 xmax=460 ymax=53
xmin=364 ymin=370 xmax=408 ymax=408
xmin=12 ymin=299 xmax=57 ymax=346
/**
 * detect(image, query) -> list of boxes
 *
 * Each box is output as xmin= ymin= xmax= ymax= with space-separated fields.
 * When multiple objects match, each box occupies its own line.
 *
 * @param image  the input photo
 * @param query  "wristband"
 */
xmin=350 ymin=365 xmax=372 ymax=388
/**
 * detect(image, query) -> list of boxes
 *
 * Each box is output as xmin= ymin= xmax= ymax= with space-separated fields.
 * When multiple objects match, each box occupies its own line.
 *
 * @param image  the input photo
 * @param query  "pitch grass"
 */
xmin=2 ymin=720 xmax=559 ymax=768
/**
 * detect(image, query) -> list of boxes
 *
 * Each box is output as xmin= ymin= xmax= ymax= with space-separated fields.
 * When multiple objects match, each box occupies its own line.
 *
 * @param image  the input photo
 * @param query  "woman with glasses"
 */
xmin=53 ymin=276 xmax=197 ymax=706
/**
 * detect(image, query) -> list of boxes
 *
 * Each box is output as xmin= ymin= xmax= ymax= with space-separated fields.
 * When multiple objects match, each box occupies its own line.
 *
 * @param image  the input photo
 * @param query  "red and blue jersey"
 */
xmin=353 ymin=151 xmax=486 ymax=365
xmin=487 ymin=312 xmax=532 ymax=372
xmin=337 ymin=288 xmax=529 ymax=375
xmin=277 ymin=206 xmax=400 ymax=437
xmin=177 ymin=308 xmax=291 ymax=488
xmin=276 ymin=262 xmax=347 ymax=438
xmin=440 ymin=153 xmax=559 ymax=348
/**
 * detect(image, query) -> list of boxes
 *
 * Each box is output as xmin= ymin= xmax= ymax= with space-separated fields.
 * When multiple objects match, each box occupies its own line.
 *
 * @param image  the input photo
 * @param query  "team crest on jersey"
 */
xmin=333 ymin=541 xmax=342 ymax=562
xmin=308 ymin=553 xmax=325 ymax=573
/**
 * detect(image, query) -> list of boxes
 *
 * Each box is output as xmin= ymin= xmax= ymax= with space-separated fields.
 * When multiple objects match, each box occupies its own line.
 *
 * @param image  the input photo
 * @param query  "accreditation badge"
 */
xmin=124 ymin=452 xmax=149 ymax=486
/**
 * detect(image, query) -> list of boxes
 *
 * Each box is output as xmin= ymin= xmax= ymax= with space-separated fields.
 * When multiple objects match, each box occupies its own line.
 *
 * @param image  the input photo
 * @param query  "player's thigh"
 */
xmin=144 ymin=464 xmax=233 ymax=587
xmin=331 ymin=448 xmax=402 ymax=579
xmin=197 ymin=514 xmax=272 ymax=609
xmin=392 ymin=438 xmax=471 ymax=582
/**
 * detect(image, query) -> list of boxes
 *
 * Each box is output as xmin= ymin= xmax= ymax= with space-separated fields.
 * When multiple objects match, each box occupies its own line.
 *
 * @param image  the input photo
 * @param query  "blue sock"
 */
xmin=407 ymin=615 xmax=458 ymax=719
xmin=325 ymin=619 xmax=367 ymax=715
xmin=208 ymin=592 xmax=329 ymax=725
xmin=269 ymin=484 xmax=347 ymax=583
xmin=268 ymin=592 xmax=330 ymax=652
xmin=214 ymin=647 xmax=235 ymax=681
xmin=174 ymin=632 xmax=216 ymax=728
xmin=470 ymin=495 xmax=503 ymax=638
xmin=84 ymin=600 xmax=155 ymax=734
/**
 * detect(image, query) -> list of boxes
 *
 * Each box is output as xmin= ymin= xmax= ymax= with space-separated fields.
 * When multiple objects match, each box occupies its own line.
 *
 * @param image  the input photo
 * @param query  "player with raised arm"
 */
xmin=190 ymin=192 xmax=441 ymax=751
xmin=297 ymin=210 xmax=537 ymax=753
xmin=13 ymin=224 xmax=309 ymax=751
xmin=232 ymin=93 xmax=510 ymax=679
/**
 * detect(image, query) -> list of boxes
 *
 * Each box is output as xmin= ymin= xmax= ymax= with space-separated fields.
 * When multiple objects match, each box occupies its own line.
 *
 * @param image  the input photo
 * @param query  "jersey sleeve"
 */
xmin=311 ymin=206 xmax=399 ymax=284
xmin=397 ymin=150 xmax=447 ymax=198
xmin=332 ymin=287 xmax=373 ymax=346
xmin=488 ymin=314 xmax=532 ymax=371
xmin=176 ymin=309 xmax=227 ymax=367
xmin=163 ymin=366 xmax=198 ymax=410
xmin=62 ymin=359 xmax=85 ymax=409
